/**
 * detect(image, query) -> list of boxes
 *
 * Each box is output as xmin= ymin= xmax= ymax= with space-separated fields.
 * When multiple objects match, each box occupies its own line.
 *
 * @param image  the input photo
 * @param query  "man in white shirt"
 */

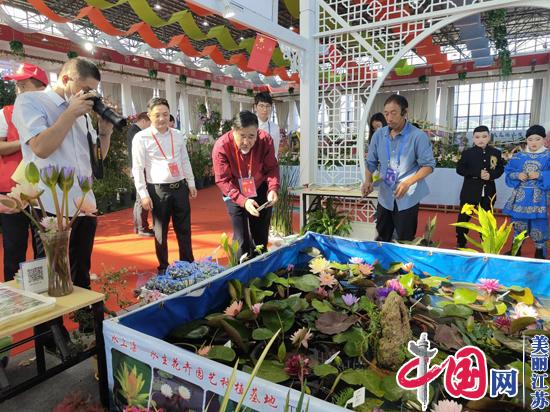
xmin=13 ymin=57 xmax=114 ymax=290
xmin=132 ymin=97 xmax=197 ymax=274
xmin=254 ymin=92 xmax=281 ymax=159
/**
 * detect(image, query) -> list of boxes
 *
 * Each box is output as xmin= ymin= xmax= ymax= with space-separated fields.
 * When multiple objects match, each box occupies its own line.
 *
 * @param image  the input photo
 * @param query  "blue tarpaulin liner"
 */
xmin=119 ymin=232 xmax=550 ymax=339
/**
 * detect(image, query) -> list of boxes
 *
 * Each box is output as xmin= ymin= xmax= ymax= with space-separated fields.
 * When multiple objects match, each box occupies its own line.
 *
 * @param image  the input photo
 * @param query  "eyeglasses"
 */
xmin=256 ymin=103 xmax=271 ymax=110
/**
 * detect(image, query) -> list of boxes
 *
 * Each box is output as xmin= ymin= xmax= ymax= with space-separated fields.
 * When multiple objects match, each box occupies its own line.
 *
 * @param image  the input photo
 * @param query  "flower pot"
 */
xmin=39 ymin=229 xmax=73 ymax=297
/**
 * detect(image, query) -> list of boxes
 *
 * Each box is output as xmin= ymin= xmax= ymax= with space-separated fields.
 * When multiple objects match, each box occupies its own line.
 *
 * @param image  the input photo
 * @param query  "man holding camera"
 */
xmin=13 ymin=57 xmax=114 ymax=290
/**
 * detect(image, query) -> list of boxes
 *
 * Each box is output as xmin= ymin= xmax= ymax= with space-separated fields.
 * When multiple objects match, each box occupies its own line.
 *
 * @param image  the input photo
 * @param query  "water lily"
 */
xmin=376 ymin=287 xmax=391 ymax=300
xmin=358 ymin=263 xmax=374 ymax=276
xmin=286 ymin=263 xmax=295 ymax=272
xmin=387 ymin=278 xmax=406 ymax=296
xmin=74 ymin=195 xmax=97 ymax=216
xmin=77 ymin=175 xmax=93 ymax=193
xmin=284 ymin=354 xmax=310 ymax=382
xmin=402 ymin=262 xmax=414 ymax=273
xmin=10 ymin=182 xmax=42 ymax=204
xmin=160 ymin=383 xmax=173 ymax=398
xmin=512 ymin=302 xmax=539 ymax=319
xmin=224 ymin=300 xmax=243 ymax=317
xmin=494 ymin=315 xmax=511 ymax=332
xmin=431 ymin=399 xmax=463 ymax=412
xmin=477 ymin=278 xmax=501 ymax=294
xmin=319 ymin=272 xmax=337 ymax=288
xmin=290 ymin=327 xmax=313 ymax=349
xmin=57 ymin=166 xmax=75 ymax=191
xmin=349 ymin=257 xmax=364 ymax=264
xmin=309 ymin=257 xmax=331 ymax=274
xmin=342 ymin=293 xmax=359 ymax=306
xmin=40 ymin=164 xmax=59 ymax=187
xmin=25 ymin=162 xmax=40 ymax=184
xmin=197 ymin=345 xmax=212 ymax=356
xmin=41 ymin=216 xmax=59 ymax=232
xmin=251 ymin=303 xmax=263 ymax=315
xmin=178 ymin=385 xmax=191 ymax=400
xmin=315 ymin=287 xmax=329 ymax=298
xmin=0 ymin=194 xmax=19 ymax=214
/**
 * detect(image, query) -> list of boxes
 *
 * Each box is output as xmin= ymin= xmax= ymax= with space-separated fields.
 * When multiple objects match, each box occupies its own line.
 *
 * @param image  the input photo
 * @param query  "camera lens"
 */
xmin=91 ymin=96 xmax=127 ymax=129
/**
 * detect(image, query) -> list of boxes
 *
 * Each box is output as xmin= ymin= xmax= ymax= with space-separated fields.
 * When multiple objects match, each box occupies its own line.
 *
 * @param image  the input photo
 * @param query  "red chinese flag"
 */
xmin=247 ymin=34 xmax=277 ymax=74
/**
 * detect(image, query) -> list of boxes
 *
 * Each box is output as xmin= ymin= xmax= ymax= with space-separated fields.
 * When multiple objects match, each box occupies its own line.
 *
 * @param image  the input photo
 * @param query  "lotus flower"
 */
xmin=477 ymin=278 xmax=501 ymax=294
xmin=358 ymin=263 xmax=374 ymax=276
xmin=224 ymin=300 xmax=243 ymax=317
xmin=309 ymin=257 xmax=331 ymax=274
xmin=342 ymin=293 xmax=359 ymax=306
xmin=77 ymin=175 xmax=93 ymax=193
xmin=251 ymin=303 xmax=263 ymax=315
xmin=387 ymin=278 xmax=406 ymax=296
xmin=160 ymin=383 xmax=173 ymax=398
xmin=40 ymin=216 xmax=59 ymax=232
xmin=40 ymin=164 xmax=59 ymax=187
xmin=431 ymin=399 xmax=463 ymax=412
xmin=197 ymin=345 xmax=212 ymax=356
xmin=74 ymin=195 xmax=97 ymax=216
xmin=315 ymin=287 xmax=328 ymax=298
xmin=290 ymin=327 xmax=313 ymax=349
xmin=57 ymin=166 xmax=75 ymax=191
xmin=0 ymin=194 xmax=20 ymax=214
xmin=284 ymin=354 xmax=310 ymax=382
xmin=178 ymin=385 xmax=191 ymax=400
xmin=349 ymin=257 xmax=364 ymax=264
xmin=319 ymin=272 xmax=337 ymax=288
xmin=512 ymin=302 xmax=539 ymax=319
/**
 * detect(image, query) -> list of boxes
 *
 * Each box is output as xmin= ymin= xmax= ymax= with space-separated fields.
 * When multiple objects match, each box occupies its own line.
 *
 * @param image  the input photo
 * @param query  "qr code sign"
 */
xmin=28 ymin=266 xmax=45 ymax=284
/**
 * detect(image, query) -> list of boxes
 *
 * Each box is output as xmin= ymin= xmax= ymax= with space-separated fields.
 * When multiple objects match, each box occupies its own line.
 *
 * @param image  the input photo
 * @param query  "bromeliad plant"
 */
xmin=451 ymin=202 xmax=526 ymax=255
xmin=165 ymin=252 xmax=544 ymax=411
xmin=0 ymin=162 xmax=96 ymax=296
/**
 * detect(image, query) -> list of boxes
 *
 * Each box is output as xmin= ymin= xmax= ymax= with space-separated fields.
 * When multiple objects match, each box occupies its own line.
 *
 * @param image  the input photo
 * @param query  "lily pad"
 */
xmin=252 ymin=328 xmax=275 ymax=340
xmin=434 ymin=324 xmax=465 ymax=351
xmin=493 ymin=330 xmax=524 ymax=353
xmin=287 ymin=297 xmax=309 ymax=313
xmin=256 ymin=360 xmax=289 ymax=383
xmin=382 ymin=373 xmax=405 ymax=401
xmin=312 ymin=299 xmax=334 ymax=313
xmin=399 ymin=272 xmax=415 ymax=295
xmin=421 ymin=276 xmax=448 ymax=288
xmin=333 ymin=328 xmax=368 ymax=357
xmin=510 ymin=317 xmax=537 ymax=334
xmin=206 ymin=345 xmax=236 ymax=362
xmin=291 ymin=274 xmax=321 ymax=292
xmin=453 ymin=288 xmax=478 ymax=305
xmin=442 ymin=303 xmax=473 ymax=318
xmin=313 ymin=364 xmax=338 ymax=377
xmin=316 ymin=312 xmax=359 ymax=335
xmin=341 ymin=369 xmax=384 ymax=398
xmin=167 ymin=321 xmax=209 ymax=341
xmin=509 ymin=287 xmax=534 ymax=305
xmin=262 ymin=307 xmax=295 ymax=332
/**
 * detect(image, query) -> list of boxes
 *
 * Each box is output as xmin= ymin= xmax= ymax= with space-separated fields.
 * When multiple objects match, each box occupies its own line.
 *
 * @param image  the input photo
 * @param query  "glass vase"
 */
xmin=39 ymin=229 xmax=73 ymax=297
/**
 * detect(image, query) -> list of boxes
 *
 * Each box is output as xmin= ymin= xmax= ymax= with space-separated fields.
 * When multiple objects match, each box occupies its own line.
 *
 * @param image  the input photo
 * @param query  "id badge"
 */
xmin=384 ymin=167 xmax=398 ymax=187
xmin=168 ymin=162 xmax=181 ymax=178
xmin=239 ymin=177 xmax=257 ymax=198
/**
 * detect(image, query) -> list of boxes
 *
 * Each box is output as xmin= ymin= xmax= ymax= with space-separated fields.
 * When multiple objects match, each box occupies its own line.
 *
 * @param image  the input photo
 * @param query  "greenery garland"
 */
xmin=204 ymin=79 xmax=212 ymax=88
xmin=486 ymin=10 xmax=512 ymax=77
xmin=178 ymin=74 xmax=187 ymax=84
xmin=67 ymin=51 xmax=78 ymax=59
xmin=226 ymin=85 xmax=234 ymax=94
xmin=148 ymin=69 xmax=158 ymax=80
xmin=9 ymin=40 xmax=24 ymax=57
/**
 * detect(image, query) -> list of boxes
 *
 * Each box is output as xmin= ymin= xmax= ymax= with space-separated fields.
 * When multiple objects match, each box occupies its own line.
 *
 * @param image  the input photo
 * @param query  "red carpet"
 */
xmin=0 ymin=186 xmax=538 ymax=355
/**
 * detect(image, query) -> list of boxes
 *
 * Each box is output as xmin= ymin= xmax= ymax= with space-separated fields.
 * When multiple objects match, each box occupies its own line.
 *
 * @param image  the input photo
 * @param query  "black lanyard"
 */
xmin=85 ymin=115 xmax=103 ymax=179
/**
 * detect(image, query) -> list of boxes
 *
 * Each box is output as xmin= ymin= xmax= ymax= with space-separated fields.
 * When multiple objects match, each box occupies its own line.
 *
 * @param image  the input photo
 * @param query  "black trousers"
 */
xmin=133 ymin=191 xmax=150 ymax=232
xmin=0 ymin=209 xmax=37 ymax=281
xmin=32 ymin=215 xmax=97 ymax=289
xmin=456 ymin=195 xmax=493 ymax=248
xmin=375 ymin=202 xmax=419 ymax=242
xmin=225 ymin=183 xmax=272 ymax=259
xmin=148 ymin=180 xmax=193 ymax=272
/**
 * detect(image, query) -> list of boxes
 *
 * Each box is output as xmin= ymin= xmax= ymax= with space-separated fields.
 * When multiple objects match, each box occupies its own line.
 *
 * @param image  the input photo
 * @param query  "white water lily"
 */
xmin=431 ymin=399 xmax=462 ymax=412
xmin=73 ymin=195 xmax=97 ymax=216
xmin=309 ymin=257 xmax=331 ymax=274
xmin=40 ymin=216 xmax=59 ymax=232
xmin=512 ymin=302 xmax=539 ymax=319
xmin=160 ymin=383 xmax=173 ymax=398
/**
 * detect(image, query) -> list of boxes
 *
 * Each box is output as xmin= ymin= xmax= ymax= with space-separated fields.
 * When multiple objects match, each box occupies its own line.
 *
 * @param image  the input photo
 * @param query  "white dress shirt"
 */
xmin=0 ymin=108 xmax=8 ymax=140
xmin=258 ymin=120 xmax=280 ymax=159
xmin=132 ymin=126 xmax=195 ymax=199
xmin=13 ymin=90 xmax=97 ymax=216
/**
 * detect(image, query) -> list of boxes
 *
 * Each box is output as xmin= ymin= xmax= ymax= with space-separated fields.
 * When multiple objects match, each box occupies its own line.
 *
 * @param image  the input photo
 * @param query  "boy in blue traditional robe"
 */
xmin=503 ymin=125 xmax=550 ymax=259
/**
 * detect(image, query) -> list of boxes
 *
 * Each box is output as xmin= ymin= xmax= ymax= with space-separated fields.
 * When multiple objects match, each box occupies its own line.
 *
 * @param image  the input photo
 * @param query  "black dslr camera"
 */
xmin=87 ymin=92 xmax=127 ymax=129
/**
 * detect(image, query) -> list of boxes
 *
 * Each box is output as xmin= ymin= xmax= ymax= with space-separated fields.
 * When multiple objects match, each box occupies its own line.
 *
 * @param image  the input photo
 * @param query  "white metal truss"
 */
xmin=314 ymin=0 xmax=550 ymax=187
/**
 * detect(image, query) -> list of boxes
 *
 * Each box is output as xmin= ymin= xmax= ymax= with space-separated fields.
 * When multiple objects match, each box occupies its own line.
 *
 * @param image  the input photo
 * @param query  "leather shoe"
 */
xmin=138 ymin=229 xmax=154 ymax=237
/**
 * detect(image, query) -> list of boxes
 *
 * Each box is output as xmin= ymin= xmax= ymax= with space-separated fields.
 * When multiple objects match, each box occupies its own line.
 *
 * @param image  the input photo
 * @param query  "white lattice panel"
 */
xmin=315 ymin=0 xmax=518 ymax=187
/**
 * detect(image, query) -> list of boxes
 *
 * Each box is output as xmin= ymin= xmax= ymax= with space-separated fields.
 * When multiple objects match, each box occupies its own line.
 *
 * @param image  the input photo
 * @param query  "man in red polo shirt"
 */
xmin=0 ymin=63 xmax=48 ymax=281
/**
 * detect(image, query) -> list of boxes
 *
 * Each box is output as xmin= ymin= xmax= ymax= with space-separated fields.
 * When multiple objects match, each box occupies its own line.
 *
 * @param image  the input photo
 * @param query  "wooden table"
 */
xmin=0 ymin=283 xmax=108 ymax=407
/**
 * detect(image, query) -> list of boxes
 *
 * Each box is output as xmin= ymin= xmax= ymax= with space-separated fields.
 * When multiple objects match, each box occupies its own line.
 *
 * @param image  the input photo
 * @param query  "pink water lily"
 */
xmin=319 ymin=272 xmax=337 ymax=288
xmin=251 ymin=303 xmax=263 ymax=315
xmin=342 ymin=293 xmax=359 ymax=306
xmin=477 ymin=278 xmax=501 ymax=294
xmin=358 ymin=263 xmax=374 ymax=276
xmin=315 ymin=287 xmax=328 ymax=298
xmin=224 ymin=300 xmax=243 ymax=317
xmin=387 ymin=278 xmax=406 ymax=296
xmin=512 ymin=302 xmax=538 ymax=319
xmin=349 ymin=257 xmax=364 ymax=264
xmin=197 ymin=345 xmax=212 ymax=356
xmin=74 ymin=195 xmax=97 ymax=216
xmin=431 ymin=399 xmax=463 ymax=412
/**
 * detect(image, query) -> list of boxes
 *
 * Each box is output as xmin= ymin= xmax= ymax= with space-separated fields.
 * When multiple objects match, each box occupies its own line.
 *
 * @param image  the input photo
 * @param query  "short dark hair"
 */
xmin=169 ymin=114 xmax=175 ymax=123
xmin=233 ymin=110 xmax=259 ymax=130
xmin=29 ymin=77 xmax=47 ymax=88
xmin=147 ymin=97 xmax=170 ymax=112
xmin=254 ymin=92 xmax=273 ymax=106
xmin=73 ymin=57 xmax=101 ymax=81
xmin=473 ymin=125 xmax=490 ymax=134
xmin=383 ymin=94 xmax=408 ymax=115
xmin=136 ymin=112 xmax=149 ymax=121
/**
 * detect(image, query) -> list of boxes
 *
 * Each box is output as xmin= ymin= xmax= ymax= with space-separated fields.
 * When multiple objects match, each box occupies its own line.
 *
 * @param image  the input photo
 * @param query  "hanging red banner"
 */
xmin=247 ymin=34 xmax=277 ymax=74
